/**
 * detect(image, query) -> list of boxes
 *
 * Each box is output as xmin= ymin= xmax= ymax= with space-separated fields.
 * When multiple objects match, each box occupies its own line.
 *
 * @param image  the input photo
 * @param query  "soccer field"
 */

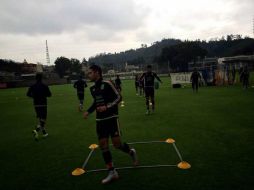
xmin=0 ymin=78 xmax=254 ymax=190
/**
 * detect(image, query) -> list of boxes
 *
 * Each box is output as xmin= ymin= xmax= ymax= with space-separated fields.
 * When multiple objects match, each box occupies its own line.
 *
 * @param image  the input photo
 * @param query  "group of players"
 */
xmin=26 ymin=64 xmax=162 ymax=184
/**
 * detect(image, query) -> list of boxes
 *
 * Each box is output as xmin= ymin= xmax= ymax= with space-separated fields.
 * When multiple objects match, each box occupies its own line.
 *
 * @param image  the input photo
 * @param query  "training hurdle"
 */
xmin=72 ymin=138 xmax=191 ymax=176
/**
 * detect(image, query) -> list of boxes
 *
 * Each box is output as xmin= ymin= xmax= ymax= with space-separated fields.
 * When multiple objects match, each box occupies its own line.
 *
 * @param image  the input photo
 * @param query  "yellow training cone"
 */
xmin=72 ymin=168 xmax=86 ymax=176
xmin=89 ymin=144 xmax=99 ymax=149
xmin=177 ymin=161 xmax=191 ymax=169
xmin=165 ymin=138 xmax=175 ymax=144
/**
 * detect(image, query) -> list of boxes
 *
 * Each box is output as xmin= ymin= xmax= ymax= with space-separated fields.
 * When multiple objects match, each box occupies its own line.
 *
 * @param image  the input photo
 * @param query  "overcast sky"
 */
xmin=0 ymin=0 xmax=253 ymax=64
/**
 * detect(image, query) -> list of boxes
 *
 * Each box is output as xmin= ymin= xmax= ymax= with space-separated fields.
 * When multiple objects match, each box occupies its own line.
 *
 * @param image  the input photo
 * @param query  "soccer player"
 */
xmin=114 ymin=75 xmax=122 ymax=92
xmin=190 ymin=68 xmax=201 ymax=92
xmin=140 ymin=65 xmax=162 ymax=114
xmin=240 ymin=66 xmax=250 ymax=89
xmin=135 ymin=75 xmax=139 ymax=95
xmin=27 ymin=73 xmax=52 ymax=140
xmin=138 ymin=75 xmax=144 ymax=96
xmin=83 ymin=65 xmax=138 ymax=184
xmin=73 ymin=75 xmax=88 ymax=111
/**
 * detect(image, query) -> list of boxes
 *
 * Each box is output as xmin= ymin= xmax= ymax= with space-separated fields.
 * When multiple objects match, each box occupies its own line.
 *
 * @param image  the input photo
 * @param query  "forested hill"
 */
xmin=88 ymin=36 xmax=254 ymax=71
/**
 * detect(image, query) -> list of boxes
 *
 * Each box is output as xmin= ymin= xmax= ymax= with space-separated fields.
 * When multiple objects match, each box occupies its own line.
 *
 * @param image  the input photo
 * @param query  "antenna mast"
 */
xmin=46 ymin=40 xmax=50 ymax=65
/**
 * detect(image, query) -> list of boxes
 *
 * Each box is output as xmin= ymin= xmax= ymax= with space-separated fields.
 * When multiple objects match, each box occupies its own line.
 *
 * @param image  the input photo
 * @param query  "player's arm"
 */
xmin=73 ymin=81 xmax=77 ymax=88
xmin=46 ymin=86 xmax=52 ymax=97
xmin=26 ymin=87 xmax=33 ymax=97
xmin=105 ymin=82 xmax=122 ymax=109
xmin=84 ymin=100 xmax=96 ymax=118
xmin=154 ymin=73 xmax=162 ymax=83
xmin=198 ymin=72 xmax=201 ymax=79
xmin=139 ymin=73 xmax=145 ymax=81
xmin=84 ymin=81 xmax=88 ymax=88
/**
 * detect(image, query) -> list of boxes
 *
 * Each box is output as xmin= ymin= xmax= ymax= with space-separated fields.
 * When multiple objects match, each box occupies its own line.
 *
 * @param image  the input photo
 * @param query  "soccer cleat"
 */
xmin=36 ymin=124 xmax=41 ymax=131
xmin=130 ymin=148 xmax=138 ymax=166
xmin=42 ymin=133 xmax=49 ymax=138
xmin=101 ymin=169 xmax=119 ymax=184
xmin=32 ymin=130 xmax=39 ymax=141
xmin=146 ymin=110 xmax=150 ymax=115
xmin=78 ymin=105 xmax=83 ymax=112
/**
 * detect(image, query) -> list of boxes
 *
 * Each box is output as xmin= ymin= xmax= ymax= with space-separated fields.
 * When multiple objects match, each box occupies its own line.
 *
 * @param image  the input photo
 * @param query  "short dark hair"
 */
xmin=35 ymin=73 xmax=42 ymax=82
xmin=89 ymin=65 xmax=102 ymax=77
xmin=147 ymin=65 xmax=152 ymax=69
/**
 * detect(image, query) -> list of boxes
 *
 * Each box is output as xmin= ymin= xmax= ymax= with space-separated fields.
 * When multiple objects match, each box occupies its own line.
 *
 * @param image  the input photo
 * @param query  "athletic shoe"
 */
xmin=146 ymin=110 xmax=150 ymax=115
xmin=130 ymin=148 xmax=138 ymax=166
xmin=36 ymin=124 xmax=41 ymax=131
xmin=101 ymin=169 xmax=119 ymax=184
xmin=42 ymin=133 xmax=49 ymax=138
xmin=32 ymin=130 xmax=39 ymax=141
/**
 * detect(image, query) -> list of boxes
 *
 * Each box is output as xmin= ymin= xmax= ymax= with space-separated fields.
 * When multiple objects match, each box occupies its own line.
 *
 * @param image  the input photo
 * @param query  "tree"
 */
xmin=70 ymin=58 xmax=81 ymax=74
xmin=158 ymin=42 xmax=207 ymax=72
xmin=0 ymin=59 xmax=22 ymax=73
xmin=54 ymin=57 xmax=71 ymax=78
xmin=81 ymin=58 xmax=88 ymax=66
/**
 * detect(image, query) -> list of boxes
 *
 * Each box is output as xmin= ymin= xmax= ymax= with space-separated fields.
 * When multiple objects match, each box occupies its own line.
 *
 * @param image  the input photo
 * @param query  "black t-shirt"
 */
xmin=27 ymin=82 xmax=52 ymax=106
xmin=115 ymin=78 xmax=121 ymax=87
xmin=87 ymin=79 xmax=121 ymax=120
xmin=140 ymin=72 xmax=161 ymax=88
xmin=74 ymin=79 xmax=87 ymax=93
xmin=191 ymin=71 xmax=201 ymax=82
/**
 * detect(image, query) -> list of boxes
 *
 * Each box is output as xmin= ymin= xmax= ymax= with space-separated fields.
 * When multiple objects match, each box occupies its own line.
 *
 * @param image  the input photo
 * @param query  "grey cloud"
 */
xmin=0 ymin=0 xmax=147 ymax=35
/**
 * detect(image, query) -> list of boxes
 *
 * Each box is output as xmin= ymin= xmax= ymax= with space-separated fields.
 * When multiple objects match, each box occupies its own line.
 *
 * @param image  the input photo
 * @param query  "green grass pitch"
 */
xmin=0 ymin=77 xmax=254 ymax=190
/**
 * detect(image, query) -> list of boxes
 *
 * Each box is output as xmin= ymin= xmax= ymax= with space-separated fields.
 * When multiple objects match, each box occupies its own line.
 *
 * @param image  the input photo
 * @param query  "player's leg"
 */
xmin=196 ymin=81 xmax=199 ymax=92
xmin=97 ymin=120 xmax=118 ymax=184
xmin=99 ymin=137 xmax=119 ymax=184
xmin=32 ymin=107 xmax=40 ymax=140
xmin=40 ymin=107 xmax=48 ymax=137
xmin=110 ymin=118 xmax=138 ymax=166
xmin=78 ymin=93 xmax=84 ymax=111
xmin=151 ymin=88 xmax=155 ymax=112
xmin=144 ymin=88 xmax=150 ymax=114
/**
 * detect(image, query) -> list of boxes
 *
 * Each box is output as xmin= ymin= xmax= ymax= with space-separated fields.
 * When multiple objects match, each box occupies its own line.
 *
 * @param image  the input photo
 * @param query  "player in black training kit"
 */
xmin=73 ymin=76 xmax=88 ymax=111
xmin=135 ymin=75 xmax=139 ymax=95
xmin=83 ymin=65 xmax=138 ymax=184
xmin=114 ymin=75 xmax=122 ymax=92
xmin=27 ymin=73 xmax=52 ymax=140
xmin=140 ymin=65 xmax=162 ymax=114
xmin=190 ymin=68 xmax=201 ymax=92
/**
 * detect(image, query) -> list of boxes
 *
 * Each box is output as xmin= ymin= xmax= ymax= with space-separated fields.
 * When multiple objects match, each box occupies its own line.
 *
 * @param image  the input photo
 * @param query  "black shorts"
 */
xmin=77 ymin=93 xmax=84 ymax=100
xmin=35 ymin=106 xmax=47 ymax=120
xmin=144 ymin=87 xmax=154 ymax=98
xmin=96 ymin=117 xmax=121 ymax=140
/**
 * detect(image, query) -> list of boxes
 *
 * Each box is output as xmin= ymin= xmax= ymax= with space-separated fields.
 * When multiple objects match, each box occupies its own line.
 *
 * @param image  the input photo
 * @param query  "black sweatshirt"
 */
xmin=140 ymin=72 xmax=162 ymax=88
xmin=73 ymin=79 xmax=87 ymax=94
xmin=87 ymin=79 xmax=121 ymax=121
xmin=27 ymin=82 xmax=52 ymax=106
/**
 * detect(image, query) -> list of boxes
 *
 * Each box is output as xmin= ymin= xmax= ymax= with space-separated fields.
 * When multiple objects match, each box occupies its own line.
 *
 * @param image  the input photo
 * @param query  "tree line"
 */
xmin=1 ymin=34 xmax=254 ymax=77
xmin=89 ymin=35 xmax=254 ymax=72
